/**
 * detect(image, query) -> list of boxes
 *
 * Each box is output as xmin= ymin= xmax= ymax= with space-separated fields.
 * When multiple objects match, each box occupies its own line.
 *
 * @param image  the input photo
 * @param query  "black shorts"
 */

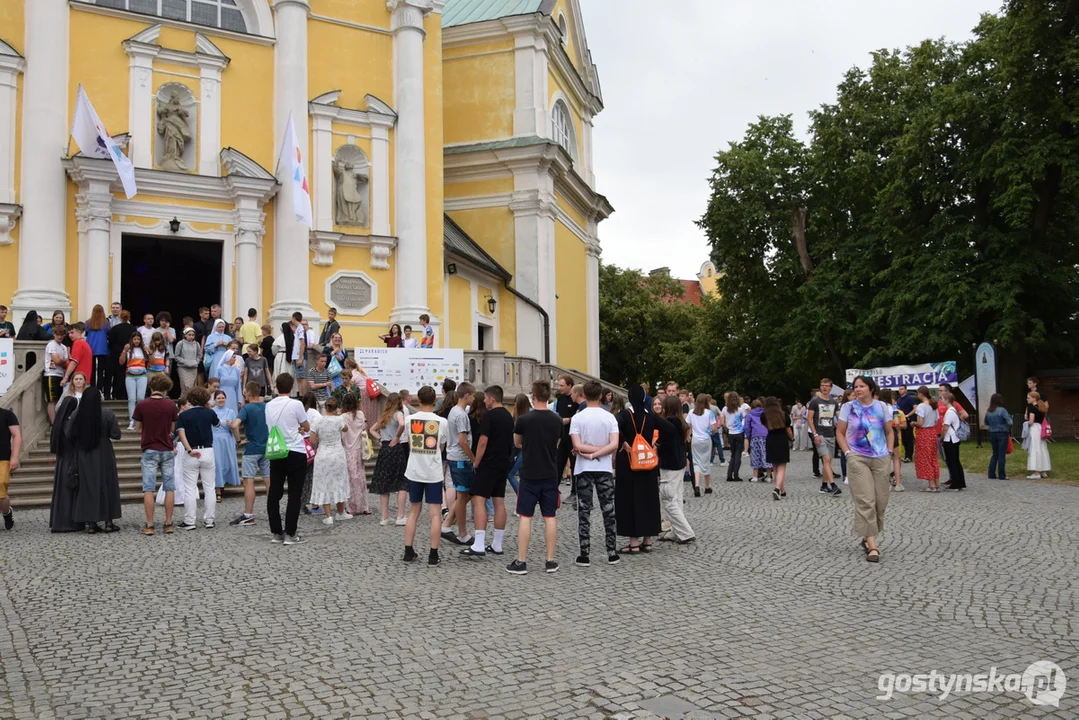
xmin=516 ymin=478 xmax=560 ymax=518
xmin=43 ymin=375 xmax=63 ymax=403
xmin=470 ymin=464 xmax=508 ymax=499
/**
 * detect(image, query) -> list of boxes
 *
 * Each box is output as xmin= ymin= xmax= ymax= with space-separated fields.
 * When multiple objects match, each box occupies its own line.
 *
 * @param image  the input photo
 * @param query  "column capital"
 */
xmin=272 ymin=0 xmax=311 ymax=16
xmin=0 ymin=203 xmax=21 ymax=246
xmin=387 ymin=0 xmax=434 ymax=34
xmin=74 ymin=190 xmax=113 ymax=234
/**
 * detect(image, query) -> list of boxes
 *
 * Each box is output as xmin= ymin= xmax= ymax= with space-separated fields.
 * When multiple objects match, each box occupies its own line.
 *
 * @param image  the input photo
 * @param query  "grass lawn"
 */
xmin=950 ymin=440 xmax=1079 ymax=486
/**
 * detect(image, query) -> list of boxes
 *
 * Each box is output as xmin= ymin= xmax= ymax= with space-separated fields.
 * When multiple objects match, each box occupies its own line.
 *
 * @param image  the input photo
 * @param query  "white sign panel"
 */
xmin=0 ymin=339 xmax=12 ymax=396
xmin=353 ymin=347 xmax=464 ymax=396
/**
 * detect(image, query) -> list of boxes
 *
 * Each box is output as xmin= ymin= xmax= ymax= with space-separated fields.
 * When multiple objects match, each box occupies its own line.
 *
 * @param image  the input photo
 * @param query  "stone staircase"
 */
xmin=9 ymin=399 xmax=377 ymax=509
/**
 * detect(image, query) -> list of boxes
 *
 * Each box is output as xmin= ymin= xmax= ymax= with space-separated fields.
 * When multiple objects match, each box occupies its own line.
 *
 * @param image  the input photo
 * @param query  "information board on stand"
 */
xmin=0 ymin=339 xmax=12 ymax=397
xmin=353 ymin=347 xmax=464 ymax=396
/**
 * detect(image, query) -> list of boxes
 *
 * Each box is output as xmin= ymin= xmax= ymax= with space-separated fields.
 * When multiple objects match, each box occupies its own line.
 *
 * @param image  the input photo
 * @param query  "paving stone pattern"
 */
xmin=0 ymin=451 xmax=1075 ymax=719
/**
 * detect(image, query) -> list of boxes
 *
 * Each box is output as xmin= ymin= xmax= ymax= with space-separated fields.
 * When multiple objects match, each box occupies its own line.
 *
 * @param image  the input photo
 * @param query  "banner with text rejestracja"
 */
xmin=845 ymin=361 xmax=957 ymax=390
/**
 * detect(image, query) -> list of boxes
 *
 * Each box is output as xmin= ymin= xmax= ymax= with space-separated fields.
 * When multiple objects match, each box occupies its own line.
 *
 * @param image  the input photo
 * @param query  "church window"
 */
xmin=557 ymin=13 xmax=568 ymax=45
xmin=94 ymin=0 xmax=247 ymax=33
xmin=551 ymin=100 xmax=576 ymax=161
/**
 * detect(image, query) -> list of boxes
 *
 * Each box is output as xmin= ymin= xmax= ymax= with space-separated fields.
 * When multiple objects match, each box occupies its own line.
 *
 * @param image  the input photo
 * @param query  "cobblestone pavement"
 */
xmin=0 ymin=450 xmax=1076 ymax=719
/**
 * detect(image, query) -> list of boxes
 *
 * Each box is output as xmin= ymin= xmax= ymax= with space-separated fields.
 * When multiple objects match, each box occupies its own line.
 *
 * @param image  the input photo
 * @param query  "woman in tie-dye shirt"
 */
xmin=836 ymin=375 xmax=894 ymax=564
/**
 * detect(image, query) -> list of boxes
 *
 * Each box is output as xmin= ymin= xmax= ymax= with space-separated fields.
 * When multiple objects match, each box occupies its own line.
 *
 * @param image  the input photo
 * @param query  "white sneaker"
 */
xmin=335 ymin=512 xmax=353 ymax=520
xmin=283 ymin=534 xmax=306 ymax=545
xmin=322 ymin=517 xmax=334 ymax=526
xmin=1027 ymin=473 xmax=1040 ymax=479
xmin=843 ymin=477 xmax=849 ymax=484
xmin=379 ymin=518 xmax=394 ymax=526
xmin=127 ymin=422 xmax=135 ymax=431
xmin=395 ymin=517 xmax=407 ymax=526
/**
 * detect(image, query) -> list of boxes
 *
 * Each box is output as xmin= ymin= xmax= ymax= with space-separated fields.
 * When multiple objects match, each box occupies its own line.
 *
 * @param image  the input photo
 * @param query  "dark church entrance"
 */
xmin=121 ymin=234 xmax=222 ymax=329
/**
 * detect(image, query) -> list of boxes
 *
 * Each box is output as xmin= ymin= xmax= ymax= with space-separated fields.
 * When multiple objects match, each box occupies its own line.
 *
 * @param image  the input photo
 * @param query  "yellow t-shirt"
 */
xmin=239 ymin=321 xmax=261 ymax=347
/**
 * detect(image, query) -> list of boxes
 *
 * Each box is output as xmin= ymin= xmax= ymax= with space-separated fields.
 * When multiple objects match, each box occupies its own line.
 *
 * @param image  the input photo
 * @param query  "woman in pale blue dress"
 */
xmin=203 ymin=319 xmax=231 ymax=380
xmin=217 ymin=340 xmax=243 ymax=413
xmin=210 ymin=390 xmax=240 ymax=494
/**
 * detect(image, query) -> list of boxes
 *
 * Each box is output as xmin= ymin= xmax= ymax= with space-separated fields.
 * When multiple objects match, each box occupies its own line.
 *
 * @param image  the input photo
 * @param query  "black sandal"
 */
xmin=640 ymin=543 xmax=654 ymax=553
xmin=104 ymin=523 xmax=120 ymax=533
xmin=617 ymin=545 xmax=640 ymax=554
xmin=866 ymin=548 xmax=880 ymax=563
xmin=85 ymin=523 xmax=102 ymax=534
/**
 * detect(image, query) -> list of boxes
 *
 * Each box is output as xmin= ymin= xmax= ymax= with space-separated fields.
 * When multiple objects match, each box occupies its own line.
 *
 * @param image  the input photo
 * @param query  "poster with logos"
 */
xmin=845 ymin=361 xmax=957 ymax=390
xmin=353 ymin=347 xmax=464 ymax=396
xmin=0 ymin=339 xmax=12 ymax=397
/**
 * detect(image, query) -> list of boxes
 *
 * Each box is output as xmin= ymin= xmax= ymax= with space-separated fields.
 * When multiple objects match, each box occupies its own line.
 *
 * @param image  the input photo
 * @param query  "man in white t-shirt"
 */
xmin=43 ymin=325 xmax=69 ymax=424
xmin=569 ymin=380 xmax=621 ymax=567
xmin=402 ymin=385 xmax=450 ymax=567
xmin=401 ymin=325 xmax=419 ymax=349
xmin=264 ymin=373 xmax=311 ymax=545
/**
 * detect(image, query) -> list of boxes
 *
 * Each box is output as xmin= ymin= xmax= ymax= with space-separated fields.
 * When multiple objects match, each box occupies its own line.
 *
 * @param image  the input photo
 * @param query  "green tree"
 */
xmin=598 ymin=264 xmax=699 ymax=390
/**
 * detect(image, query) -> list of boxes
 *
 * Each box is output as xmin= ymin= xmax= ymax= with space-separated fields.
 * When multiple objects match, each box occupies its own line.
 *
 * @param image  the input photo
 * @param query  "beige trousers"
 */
xmin=659 ymin=469 xmax=695 ymax=541
xmin=846 ymin=453 xmax=891 ymax=537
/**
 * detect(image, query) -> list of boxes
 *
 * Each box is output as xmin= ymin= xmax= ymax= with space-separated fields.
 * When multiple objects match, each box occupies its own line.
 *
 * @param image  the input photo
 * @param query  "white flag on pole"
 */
xmin=71 ymin=85 xmax=137 ymax=199
xmin=281 ymin=112 xmax=313 ymax=228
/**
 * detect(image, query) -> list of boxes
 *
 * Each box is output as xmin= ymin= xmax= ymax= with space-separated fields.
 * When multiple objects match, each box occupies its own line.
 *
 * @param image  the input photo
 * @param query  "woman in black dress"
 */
xmin=49 ymin=372 xmax=88 ymax=532
xmin=614 ymin=385 xmax=662 ymax=553
xmin=763 ymin=396 xmax=793 ymax=501
xmin=67 ymin=386 xmax=122 ymax=533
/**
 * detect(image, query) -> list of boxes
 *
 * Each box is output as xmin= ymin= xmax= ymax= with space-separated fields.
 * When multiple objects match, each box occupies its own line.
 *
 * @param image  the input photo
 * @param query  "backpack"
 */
xmin=956 ymin=419 xmax=971 ymax=442
xmin=627 ymin=411 xmax=658 ymax=472
xmin=265 ymin=401 xmax=292 ymax=460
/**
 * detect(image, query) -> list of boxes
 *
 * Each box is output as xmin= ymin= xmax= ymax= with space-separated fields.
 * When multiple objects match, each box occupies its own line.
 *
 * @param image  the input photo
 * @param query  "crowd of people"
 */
xmin=0 ymin=300 xmax=1060 ymax=567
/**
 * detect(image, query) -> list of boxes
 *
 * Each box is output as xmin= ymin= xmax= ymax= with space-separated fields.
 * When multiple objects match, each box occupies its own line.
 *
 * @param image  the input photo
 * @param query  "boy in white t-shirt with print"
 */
xmin=403 ymin=385 xmax=450 ymax=567
xmin=43 ymin=325 xmax=69 ymax=424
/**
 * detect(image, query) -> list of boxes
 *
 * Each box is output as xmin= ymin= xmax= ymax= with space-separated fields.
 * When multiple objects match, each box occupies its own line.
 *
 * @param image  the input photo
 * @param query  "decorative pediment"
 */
xmin=122 ymin=25 xmax=230 ymax=69
xmin=309 ymin=91 xmax=397 ymax=128
xmin=221 ymin=147 xmax=275 ymax=180
xmin=0 ymin=38 xmax=25 ymax=73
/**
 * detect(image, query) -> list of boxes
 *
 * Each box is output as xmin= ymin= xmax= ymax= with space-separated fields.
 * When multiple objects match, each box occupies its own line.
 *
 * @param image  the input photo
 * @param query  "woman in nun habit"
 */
xmin=202 ymin=319 xmax=232 ymax=381
xmin=67 ymin=386 xmax=123 ymax=533
xmin=614 ymin=384 xmax=663 ymax=554
xmin=49 ymin=371 xmax=89 ymax=532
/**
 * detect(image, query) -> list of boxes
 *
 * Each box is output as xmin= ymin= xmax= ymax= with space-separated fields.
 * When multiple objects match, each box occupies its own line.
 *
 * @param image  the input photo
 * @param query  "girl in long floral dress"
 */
xmin=913 ymin=386 xmax=941 ymax=491
xmin=340 ymin=392 xmax=370 ymax=515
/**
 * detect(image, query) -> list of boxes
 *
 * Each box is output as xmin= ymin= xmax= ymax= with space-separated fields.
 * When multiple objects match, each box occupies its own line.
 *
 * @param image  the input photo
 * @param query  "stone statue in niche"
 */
xmin=333 ymin=148 xmax=370 ymax=227
xmin=156 ymin=91 xmax=192 ymax=172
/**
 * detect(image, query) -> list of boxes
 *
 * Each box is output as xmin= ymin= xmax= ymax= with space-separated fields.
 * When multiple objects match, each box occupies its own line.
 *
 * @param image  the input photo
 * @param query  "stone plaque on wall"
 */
xmin=326 ymin=271 xmax=377 ymax=316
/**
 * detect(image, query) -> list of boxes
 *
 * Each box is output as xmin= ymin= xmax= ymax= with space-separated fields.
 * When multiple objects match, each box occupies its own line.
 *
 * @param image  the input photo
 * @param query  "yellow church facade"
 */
xmin=0 ymin=0 xmax=610 ymax=375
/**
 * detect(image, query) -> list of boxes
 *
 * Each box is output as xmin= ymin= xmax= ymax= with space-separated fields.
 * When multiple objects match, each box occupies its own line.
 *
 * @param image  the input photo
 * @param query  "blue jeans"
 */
xmin=126 ymin=374 xmax=147 ymax=422
xmin=506 ymin=453 xmax=522 ymax=494
xmin=141 ymin=449 xmax=175 ymax=492
xmin=988 ymin=431 xmax=1009 ymax=478
xmin=710 ymin=432 xmax=725 ymax=463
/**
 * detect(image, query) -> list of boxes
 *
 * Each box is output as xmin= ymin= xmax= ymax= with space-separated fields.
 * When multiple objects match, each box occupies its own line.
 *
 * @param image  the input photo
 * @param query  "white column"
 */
xmin=198 ymin=64 xmax=224 ymax=176
xmin=0 ymin=44 xmax=25 ymax=205
xmin=74 ymin=181 xmax=113 ymax=315
xmin=125 ymin=46 xmax=157 ymax=168
xmin=389 ymin=0 xmax=431 ymax=325
xmin=270 ymin=0 xmax=315 ymax=326
xmin=235 ymin=201 xmax=264 ymax=315
xmin=11 ymin=0 xmax=71 ymax=317
xmin=510 ymin=188 xmax=557 ymax=363
xmin=585 ymin=237 xmax=600 ymax=376
xmin=310 ymin=110 xmax=333 ymax=231
xmin=581 ymin=113 xmax=595 ymax=188
xmin=370 ymin=122 xmax=391 ymax=236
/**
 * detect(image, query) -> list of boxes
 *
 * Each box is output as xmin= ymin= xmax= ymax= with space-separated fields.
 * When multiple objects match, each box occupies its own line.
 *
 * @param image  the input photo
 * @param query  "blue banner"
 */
xmin=845 ymin=361 xmax=958 ymax=390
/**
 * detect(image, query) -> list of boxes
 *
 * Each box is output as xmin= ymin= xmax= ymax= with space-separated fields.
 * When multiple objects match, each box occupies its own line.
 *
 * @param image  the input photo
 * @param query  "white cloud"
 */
xmin=580 ymin=0 xmax=1003 ymax=279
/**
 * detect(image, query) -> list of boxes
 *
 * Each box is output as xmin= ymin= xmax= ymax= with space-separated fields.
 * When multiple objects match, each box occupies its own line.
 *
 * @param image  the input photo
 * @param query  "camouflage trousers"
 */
xmin=575 ymin=472 xmax=617 ymax=557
